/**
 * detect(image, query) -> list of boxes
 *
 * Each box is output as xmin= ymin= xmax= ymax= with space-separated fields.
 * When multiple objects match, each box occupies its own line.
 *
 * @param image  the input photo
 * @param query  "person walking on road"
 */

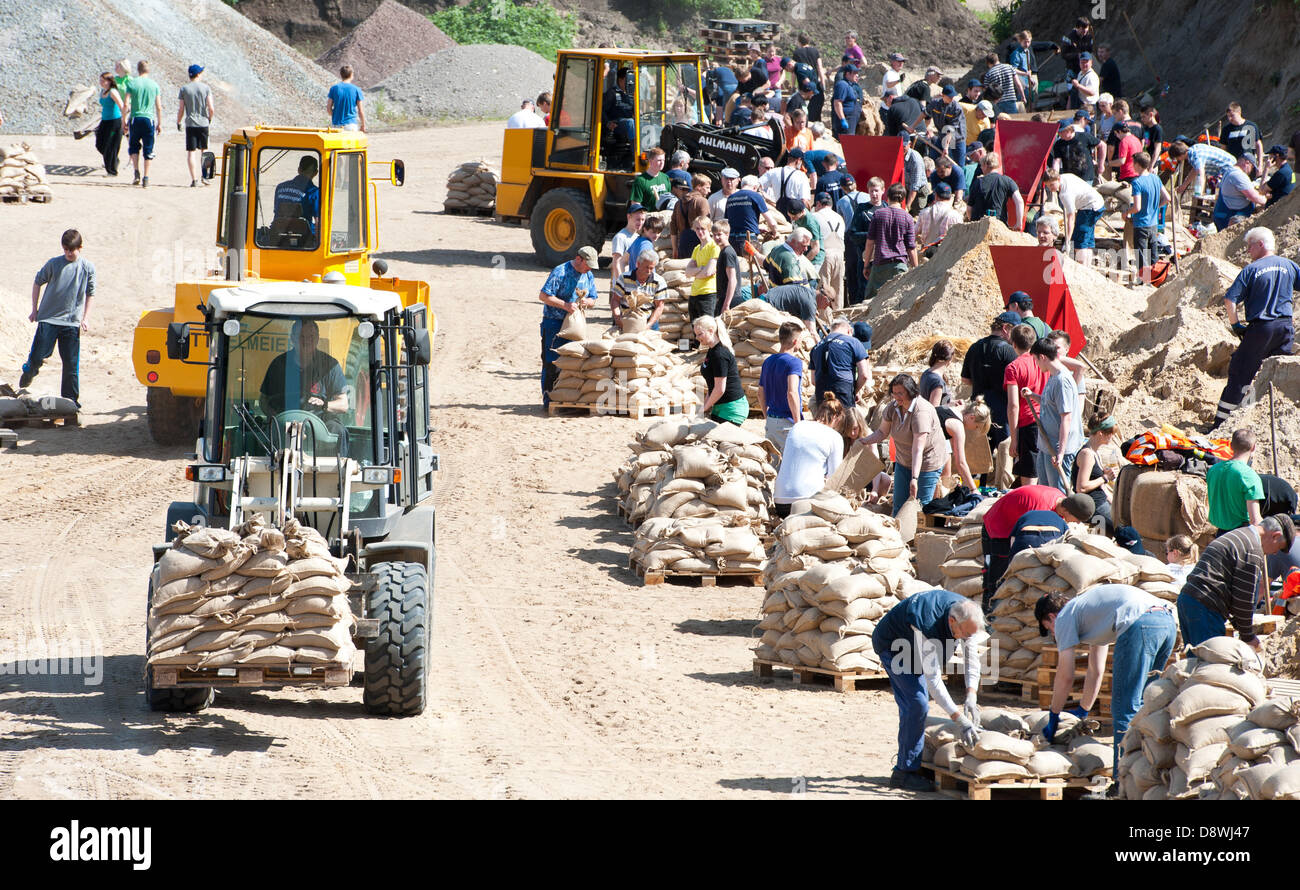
xmin=124 ymin=60 xmax=162 ymax=187
xmin=20 ymin=229 xmax=96 ymax=409
xmin=177 ymin=64 xmax=215 ymax=188
xmin=94 ymin=71 xmax=125 ymax=177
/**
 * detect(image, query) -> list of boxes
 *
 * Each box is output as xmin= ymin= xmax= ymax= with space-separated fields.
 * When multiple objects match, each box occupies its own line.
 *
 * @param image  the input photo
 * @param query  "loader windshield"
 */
xmin=217 ymin=314 xmax=377 ymax=462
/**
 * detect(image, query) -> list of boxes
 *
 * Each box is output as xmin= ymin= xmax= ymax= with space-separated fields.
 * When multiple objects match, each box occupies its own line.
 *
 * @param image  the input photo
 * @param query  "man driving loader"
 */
xmin=273 ymin=155 xmax=322 ymax=239
xmin=259 ymin=319 xmax=348 ymax=416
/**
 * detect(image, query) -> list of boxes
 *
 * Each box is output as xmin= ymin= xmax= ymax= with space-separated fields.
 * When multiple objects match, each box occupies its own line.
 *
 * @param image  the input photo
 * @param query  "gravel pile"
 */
xmin=0 ymin=0 xmax=333 ymax=137
xmin=371 ymin=44 xmax=555 ymax=121
xmin=316 ymin=0 xmax=456 ymax=90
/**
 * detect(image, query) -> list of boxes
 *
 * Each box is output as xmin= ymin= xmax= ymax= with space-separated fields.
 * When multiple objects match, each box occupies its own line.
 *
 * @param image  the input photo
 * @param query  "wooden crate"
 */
xmin=630 ymin=555 xmax=762 ymax=587
xmin=753 ymin=657 xmax=887 ymax=692
xmin=921 ymin=762 xmax=1109 ymax=800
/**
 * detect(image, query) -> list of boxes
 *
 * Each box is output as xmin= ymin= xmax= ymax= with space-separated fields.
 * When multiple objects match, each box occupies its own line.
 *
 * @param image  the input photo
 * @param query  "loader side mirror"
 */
xmin=391 ymin=159 xmax=405 ymax=187
xmin=166 ymin=322 xmax=191 ymax=360
xmin=404 ymin=327 xmax=432 ymax=365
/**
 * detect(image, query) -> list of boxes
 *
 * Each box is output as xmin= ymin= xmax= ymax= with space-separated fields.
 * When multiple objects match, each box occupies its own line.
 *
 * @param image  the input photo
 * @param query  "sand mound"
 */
xmin=371 ymin=44 xmax=555 ymax=121
xmin=1263 ymin=617 xmax=1300 ymax=679
xmin=1199 ymin=188 xmax=1300 ymax=266
xmin=847 ymin=218 xmax=1145 ymax=362
xmin=1213 ymin=356 xmax=1300 ymax=480
xmin=316 ymin=0 xmax=457 ymax=90
xmin=1142 ymin=254 xmax=1242 ymax=320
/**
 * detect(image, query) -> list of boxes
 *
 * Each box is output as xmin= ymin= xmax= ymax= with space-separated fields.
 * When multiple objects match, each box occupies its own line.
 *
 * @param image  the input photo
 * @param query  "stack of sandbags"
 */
xmin=631 ymin=515 xmax=767 ymax=574
xmin=937 ymin=499 xmax=998 ymax=601
xmin=0 ymin=393 xmax=79 ymax=419
xmin=1113 ymin=466 xmax=1213 ymax=558
xmin=988 ymin=531 xmax=1183 ymax=682
xmin=147 ymin=517 xmax=356 ymax=670
xmin=655 ymin=258 xmax=693 ymax=344
xmin=924 ymin=709 xmax=1113 ymax=782
xmin=444 ymin=160 xmax=497 ymax=211
xmin=754 ymin=490 xmax=933 ymax=673
xmin=720 ymin=299 xmax=817 ymax=409
xmin=549 ymin=330 xmax=700 ymax=413
xmin=1115 ymin=637 xmax=1300 ymax=800
xmin=0 ymin=143 xmax=51 ymax=201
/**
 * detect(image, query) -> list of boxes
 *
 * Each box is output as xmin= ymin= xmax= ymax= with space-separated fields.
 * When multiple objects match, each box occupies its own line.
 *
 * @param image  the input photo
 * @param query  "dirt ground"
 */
xmin=1 ymin=122 xmax=1063 ymax=800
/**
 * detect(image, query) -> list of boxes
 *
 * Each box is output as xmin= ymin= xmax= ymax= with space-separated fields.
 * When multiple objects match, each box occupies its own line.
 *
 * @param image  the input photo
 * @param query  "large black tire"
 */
xmin=530 ymin=187 xmax=601 ymax=268
xmin=147 ymin=387 xmax=202 ymax=446
xmin=363 ymin=561 xmax=429 ymax=716
xmin=145 ymin=578 xmax=213 ymax=712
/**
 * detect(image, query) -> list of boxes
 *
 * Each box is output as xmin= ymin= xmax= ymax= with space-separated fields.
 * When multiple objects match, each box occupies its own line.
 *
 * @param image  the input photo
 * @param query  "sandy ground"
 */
xmin=0 ymin=122 xmax=1043 ymax=800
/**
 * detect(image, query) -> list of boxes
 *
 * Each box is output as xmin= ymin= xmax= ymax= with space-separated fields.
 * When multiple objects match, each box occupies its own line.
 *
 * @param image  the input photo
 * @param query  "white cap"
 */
xmin=977 ymin=100 xmax=994 ymax=116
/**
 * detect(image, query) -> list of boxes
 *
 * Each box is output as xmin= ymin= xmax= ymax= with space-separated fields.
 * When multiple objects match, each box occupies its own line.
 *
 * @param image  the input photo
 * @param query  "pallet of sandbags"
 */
xmin=1114 ymin=637 xmax=1300 ymax=800
xmin=720 ymin=299 xmax=817 ymax=411
xmin=631 ymin=516 xmax=767 ymax=584
xmin=146 ymin=516 xmax=357 ymax=685
xmin=936 ymin=499 xmax=997 ymax=600
xmin=0 ymin=143 xmax=52 ymax=203
xmin=444 ymin=159 xmax=497 ymax=212
xmin=0 ymin=393 xmax=78 ymax=426
xmin=550 ymin=330 xmax=700 ymax=417
xmin=753 ymin=490 xmax=934 ymax=685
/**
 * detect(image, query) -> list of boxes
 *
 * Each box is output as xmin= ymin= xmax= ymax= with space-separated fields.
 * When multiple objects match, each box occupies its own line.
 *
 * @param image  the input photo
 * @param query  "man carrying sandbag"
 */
xmin=1176 ymin=515 xmax=1295 ymax=650
xmin=1034 ymin=584 xmax=1177 ymax=777
xmin=981 ymin=487 xmax=1095 ymax=611
xmin=872 ymin=589 xmax=985 ymax=793
xmin=538 ymin=247 xmax=598 ymax=408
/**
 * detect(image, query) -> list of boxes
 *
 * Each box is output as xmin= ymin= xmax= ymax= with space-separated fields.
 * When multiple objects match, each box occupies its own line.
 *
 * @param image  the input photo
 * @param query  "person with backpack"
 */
xmin=844 ymin=176 xmax=884 ymax=306
xmin=810 ymin=317 xmax=869 ymax=408
xmin=760 ymin=147 xmax=813 ymax=217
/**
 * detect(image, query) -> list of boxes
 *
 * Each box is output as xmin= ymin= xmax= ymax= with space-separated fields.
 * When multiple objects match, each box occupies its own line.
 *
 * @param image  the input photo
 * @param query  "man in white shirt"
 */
xmin=1041 ymin=167 xmax=1104 ymax=265
xmin=1070 ymin=52 xmax=1100 ymax=113
xmin=812 ymin=192 xmax=846 ymax=309
xmin=505 ymin=99 xmax=546 ymax=129
xmin=760 ymin=147 xmax=813 ymax=213
xmin=608 ymin=203 xmax=647 ymax=321
xmin=708 ymin=167 xmax=740 ymax=221
xmin=916 ymin=182 xmax=963 ymax=248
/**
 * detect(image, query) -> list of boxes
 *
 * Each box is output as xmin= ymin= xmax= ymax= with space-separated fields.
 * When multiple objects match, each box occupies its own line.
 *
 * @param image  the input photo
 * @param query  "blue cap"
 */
xmin=842 ymin=64 xmax=859 ymax=73
xmin=667 ymin=169 xmax=692 ymax=187
xmin=815 ymin=191 xmax=831 ymax=204
xmin=1079 ymin=52 xmax=1093 ymax=61
xmin=781 ymin=57 xmax=793 ymax=67
xmin=995 ymin=310 xmax=1022 ymax=325
xmin=1268 ymin=144 xmax=1289 ymax=157
xmin=852 ymin=322 xmax=873 ymax=348
xmin=188 ymin=64 xmax=204 ymax=77
xmin=1114 ymin=525 xmax=1146 ymax=555
xmin=1058 ymin=119 xmax=1074 ymax=131
xmin=966 ymin=78 xmax=982 ymax=89
xmin=1074 ymin=110 xmax=1091 ymax=121
xmin=627 ymin=202 xmax=646 ymax=214
xmin=787 ymin=146 xmax=805 ymax=159
xmin=935 ymin=182 xmax=953 ymax=198
xmin=1008 ymin=291 xmax=1032 ymax=309
xmin=941 ymin=84 xmax=957 ymax=97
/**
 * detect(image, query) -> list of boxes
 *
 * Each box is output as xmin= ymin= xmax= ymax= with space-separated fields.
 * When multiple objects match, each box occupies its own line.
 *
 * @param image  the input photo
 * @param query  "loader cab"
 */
xmin=216 ymin=126 xmax=403 ymax=287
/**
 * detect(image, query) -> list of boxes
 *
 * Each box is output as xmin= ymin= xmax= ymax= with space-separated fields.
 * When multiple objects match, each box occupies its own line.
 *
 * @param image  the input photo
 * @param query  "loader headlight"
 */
xmin=361 ymin=466 xmax=396 ymax=485
xmin=358 ymin=321 xmax=375 ymax=339
xmin=185 ymin=465 xmax=228 ymax=482
xmin=222 ymin=319 xmax=241 ymax=337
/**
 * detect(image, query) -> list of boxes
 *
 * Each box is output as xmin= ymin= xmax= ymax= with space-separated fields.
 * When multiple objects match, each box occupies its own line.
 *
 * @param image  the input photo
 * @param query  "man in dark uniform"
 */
xmin=603 ymin=67 xmax=635 ymax=169
xmin=961 ymin=311 xmax=1020 ymax=456
xmin=274 ymin=155 xmax=321 ymax=236
xmin=260 ymin=319 xmax=348 ymax=416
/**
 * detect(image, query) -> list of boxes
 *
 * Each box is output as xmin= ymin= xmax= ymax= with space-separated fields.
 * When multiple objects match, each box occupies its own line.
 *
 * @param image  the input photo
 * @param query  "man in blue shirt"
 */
xmin=1125 ymin=152 xmax=1169 ymax=281
xmin=326 ymin=66 xmax=366 ymax=132
xmin=1215 ymin=227 xmax=1300 ymax=424
xmin=1263 ymin=144 xmax=1295 ymax=208
xmin=725 ymin=175 xmax=779 ymax=253
xmin=832 ymin=65 xmax=863 ymax=135
xmin=810 ymin=317 xmax=869 ymax=408
xmin=758 ymin=321 xmax=805 ymax=451
xmin=538 ymin=247 xmax=599 ymax=406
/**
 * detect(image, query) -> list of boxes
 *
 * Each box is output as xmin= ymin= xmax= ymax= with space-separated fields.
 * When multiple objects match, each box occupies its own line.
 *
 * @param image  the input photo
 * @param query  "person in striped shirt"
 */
xmin=1168 ymin=139 xmax=1238 ymax=198
xmin=982 ymin=52 xmax=1024 ymax=115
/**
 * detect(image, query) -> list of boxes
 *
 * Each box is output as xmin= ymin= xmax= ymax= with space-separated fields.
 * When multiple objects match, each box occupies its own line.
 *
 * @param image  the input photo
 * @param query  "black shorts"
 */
xmin=688 ymin=292 xmax=717 ymax=322
xmin=1012 ymin=423 xmax=1039 ymax=478
xmin=185 ymin=126 xmax=209 ymax=152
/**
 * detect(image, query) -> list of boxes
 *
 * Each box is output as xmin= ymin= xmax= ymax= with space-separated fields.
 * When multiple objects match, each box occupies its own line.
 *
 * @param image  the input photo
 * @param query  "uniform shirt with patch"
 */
xmin=260 ymin=349 xmax=347 ymax=416
xmin=1223 ymin=254 xmax=1300 ymax=322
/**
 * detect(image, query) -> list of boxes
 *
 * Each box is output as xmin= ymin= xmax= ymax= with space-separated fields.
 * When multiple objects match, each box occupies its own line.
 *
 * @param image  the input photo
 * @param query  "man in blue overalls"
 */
xmin=872 ymin=589 xmax=985 ymax=792
xmin=538 ymin=246 xmax=598 ymax=407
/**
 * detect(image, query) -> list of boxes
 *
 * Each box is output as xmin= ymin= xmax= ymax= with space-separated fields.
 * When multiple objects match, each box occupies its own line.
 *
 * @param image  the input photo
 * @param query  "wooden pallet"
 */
xmin=548 ymin=400 xmax=685 ymax=420
xmin=0 ymin=192 xmax=52 ymax=204
xmin=151 ymin=662 xmax=352 ymax=689
xmin=1036 ymin=645 xmax=1113 ymax=716
xmin=920 ymin=762 xmax=1108 ymax=800
xmin=2 ymin=413 xmax=78 ymax=428
xmin=919 ymin=512 xmax=965 ymax=530
xmin=992 ymin=679 xmax=1039 ymax=702
xmin=443 ymin=203 xmax=494 ymax=216
xmin=753 ymin=658 xmax=887 ymax=692
xmin=1226 ymin=614 xmax=1286 ymax=637
xmin=631 ymin=556 xmax=762 ymax=587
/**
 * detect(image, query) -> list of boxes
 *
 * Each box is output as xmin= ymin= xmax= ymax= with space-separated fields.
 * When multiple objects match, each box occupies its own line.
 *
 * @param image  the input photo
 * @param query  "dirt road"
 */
xmin=0 ymin=123 xmax=919 ymax=799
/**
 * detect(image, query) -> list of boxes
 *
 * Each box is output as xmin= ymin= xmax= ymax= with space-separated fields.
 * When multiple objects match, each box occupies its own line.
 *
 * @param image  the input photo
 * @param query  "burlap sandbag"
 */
xmin=1067 ymin=737 xmax=1114 ymax=777
xmin=1189 ymin=637 xmax=1262 ymax=672
xmin=176 ymin=526 xmax=242 ymax=559
xmin=1171 ymin=713 xmax=1247 ymax=749
xmin=784 ymin=527 xmax=849 ymax=556
xmin=967 ymin=731 xmax=1035 ymax=764
xmin=1228 ymin=723 xmax=1287 ymax=760
xmin=1055 ymin=551 xmax=1113 ymax=593
xmin=1247 ymin=700 xmax=1300 ymax=731
xmin=1187 ymin=662 xmax=1267 ymax=705
xmin=1141 ymin=677 xmax=1179 ymax=712
xmin=960 ymin=755 xmax=1032 ymax=781
xmin=238 ymin=550 xmax=291 ymax=578
xmin=1026 ymin=749 xmax=1073 ymax=778
xmin=156 ymin=549 xmax=225 ymax=586
xmin=558 ymin=308 xmax=587 ymax=341
xmin=1260 ymin=763 xmax=1300 ymax=800
xmin=1167 ymin=683 xmax=1252 ymax=728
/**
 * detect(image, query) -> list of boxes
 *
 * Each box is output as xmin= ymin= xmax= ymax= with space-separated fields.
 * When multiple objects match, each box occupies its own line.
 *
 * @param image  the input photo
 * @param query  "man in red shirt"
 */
xmin=1003 ymin=324 xmax=1047 ymax=487
xmin=981 ymin=487 xmax=1096 ymax=610
xmin=1110 ymin=122 xmax=1143 ymax=183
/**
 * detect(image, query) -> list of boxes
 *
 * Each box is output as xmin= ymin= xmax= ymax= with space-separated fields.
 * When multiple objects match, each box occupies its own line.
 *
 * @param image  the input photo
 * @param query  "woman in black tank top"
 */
xmin=1074 ymin=411 xmax=1118 ymax=529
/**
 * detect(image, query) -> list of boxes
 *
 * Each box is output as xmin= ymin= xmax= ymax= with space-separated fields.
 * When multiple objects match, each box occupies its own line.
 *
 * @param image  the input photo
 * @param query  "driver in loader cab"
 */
xmin=604 ymin=67 xmax=636 ymax=168
xmin=273 ymin=155 xmax=322 ymax=236
xmin=260 ymin=319 xmax=348 ymax=417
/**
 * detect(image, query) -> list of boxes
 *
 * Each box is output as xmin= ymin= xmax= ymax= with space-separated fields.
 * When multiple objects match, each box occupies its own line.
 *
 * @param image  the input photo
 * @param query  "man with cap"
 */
xmin=973 ymin=100 xmax=996 ymax=144
xmin=1263 ymin=144 xmax=1295 ymax=207
xmin=981 ymin=485 xmax=1096 ymax=609
xmin=784 ymin=80 xmax=815 ymax=124
xmin=1213 ymin=154 xmax=1268 ymax=232
xmin=832 ymin=64 xmax=863 ymax=135
xmin=916 ymin=182 xmax=962 ymax=249
xmin=811 ymin=316 xmax=870 ymax=408
xmin=873 ymin=588 xmax=985 ymax=793
xmin=1069 ymin=52 xmax=1100 ymax=113
xmin=885 ymin=81 xmax=927 ymax=139
xmin=881 ymin=51 xmax=907 ymax=97
xmin=929 ymin=84 xmax=968 ymax=170
xmin=923 ymin=65 xmax=944 ymax=99
xmin=982 ymin=52 xmax=1024 ymax=115
xmin=669 ymin=171 xmax=709 ymax=259
xmin=176 ymin=64 xmax=215 ymax=188
xmin=1050 ymin=117 xmax=1099 ymax=185
xmin=609 ymin=203 xmax=647 ymax=302
xmin=1178 ymin=515 xmax=1296 ymax=649
xmin=1007 ymin=292 xmax=1049 ymax=339
xmin=961 ymin=310 xmax=1020 ymax=459
xmin=538 ymin=248 xmax=598 ymax=406
xmin=709 ymin=167 xmax=740 ymax=221
xmin=1214 ymin=228 xmax=1300 ymax=425
xmin=1035 ymin=583 xmax=1177 ymax=773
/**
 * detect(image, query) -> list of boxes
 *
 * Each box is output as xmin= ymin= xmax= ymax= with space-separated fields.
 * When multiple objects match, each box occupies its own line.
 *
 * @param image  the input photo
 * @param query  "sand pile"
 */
xmin=1199 ymin=188 xmax=1300 ymax=266
xmin=1213 ymin=356 xmax=1300 ymax=481
xmin=316 ymin=0 xmax=457 ymax=89
xmin=371 ymin=44 xmax=555 ymax=121
xmin=845 ymin=218 xmax=1145 ymax=363
xmin=1141 ymin=254 xmax=1242 ymax=320
xmin=1263 ymin=618 xmax=1300 ymax=680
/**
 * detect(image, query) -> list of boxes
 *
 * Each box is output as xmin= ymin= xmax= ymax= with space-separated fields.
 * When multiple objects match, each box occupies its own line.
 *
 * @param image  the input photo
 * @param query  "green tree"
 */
xmin=431 ymin=0 xmax=578 ymax=61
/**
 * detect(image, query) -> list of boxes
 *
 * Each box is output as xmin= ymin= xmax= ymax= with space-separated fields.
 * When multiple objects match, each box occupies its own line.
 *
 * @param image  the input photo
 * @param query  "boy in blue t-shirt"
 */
xmin=327 ymin=66 xmax=366 ymax=132
xmin=758 ymin=321 xmax=806 ymax=452
xmin=1126 ymin=152 xmax=1168 ymax=280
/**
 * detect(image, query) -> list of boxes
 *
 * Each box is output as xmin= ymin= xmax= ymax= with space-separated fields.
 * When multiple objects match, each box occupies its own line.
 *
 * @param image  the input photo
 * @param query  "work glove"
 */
xmin=963 ymin=694 xmax=981 ymax=728
xmin=1232 ymin=321 xmax=1248 ymax=337
xmin=837 ymin=118 xmax=849 ymax=133
xmin=1044 ymin=711 xmax=1060 ymax=744
xmin=1066 ymin=705 xmax=1090 ymax=720
xmin=956 ymin=715 xmax=981 ymax=748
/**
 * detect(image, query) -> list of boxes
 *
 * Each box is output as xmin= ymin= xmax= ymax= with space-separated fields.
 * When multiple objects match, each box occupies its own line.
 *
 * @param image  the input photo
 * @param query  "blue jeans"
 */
xmin=892 ymin=464 xmax=940 ymax=516
xmin=1111 ymin=608 xmax=1177 ymax=768
xmin=540 ymin=317 xmax=564 ymax=404
xmin=875 ymin=641 xmax=929 ymax=773
xmin=996 ymin=98 xmax=1020 ymax=115
xmin=1211 ymin=194 xmax=1253 ymax=232
xmin=128 ymin=117 xmax=156 ymax=160
xmin=23 ymin=321 xmax=81 ymax=404
xmin=1176 ymin=592 xmax=1227 ymax=648
xmin=1034 ymin=448 xmax=1075 ymax=494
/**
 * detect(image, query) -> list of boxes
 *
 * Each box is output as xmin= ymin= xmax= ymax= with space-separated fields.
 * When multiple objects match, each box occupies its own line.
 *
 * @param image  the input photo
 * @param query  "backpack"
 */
xmin=846 ymin=197 xmax=876 ymax=243
xmin=774 ymin=168 xmax=804 ymax=217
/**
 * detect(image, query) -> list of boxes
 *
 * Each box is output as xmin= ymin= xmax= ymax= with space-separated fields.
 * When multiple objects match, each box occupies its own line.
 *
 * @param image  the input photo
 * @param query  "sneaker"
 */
xmin=898 ymin=771 xmax=937 ymax=793
xmin=142 ymin=176 xmax=149 ymax=188
xmin=200 ymin=178 xmax=211 ymax=186
xmin=133 ymin=171 xmax=140 ymax=185
xmin=190 ymin=180 xmax=197 ymax=187
xmin=18 ymin=369 xmax=34 ymax=389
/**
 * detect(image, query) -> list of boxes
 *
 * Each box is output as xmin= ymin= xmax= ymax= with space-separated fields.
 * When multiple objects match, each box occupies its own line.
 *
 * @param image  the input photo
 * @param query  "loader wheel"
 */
xmin=145 ymin=579 xmax=213 ymax=712
xmin=363 ymin=561 xmax=429 ymax=716
xmin=146 ymin=387 xmax=202 ymax=446
xmin=531 ymin=187 xmax=600 ymax=268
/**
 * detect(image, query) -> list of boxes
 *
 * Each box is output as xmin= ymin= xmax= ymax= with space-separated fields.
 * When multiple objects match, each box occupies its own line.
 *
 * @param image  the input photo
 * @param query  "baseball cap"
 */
xmin=1113 ymin=525 xmax=1147 ymax=555
xmin=1268 ymin=144 xmax=1289 ymax=157
xmin=888 ymin=52 xmax=907 ymax=62
xmin=627 ymin=202 xmax=646 ymax=214
xmin=926 ymin=65 xmax=944 ymax=76
xmin=781 ymin=56 xmax=793 ymax=67
xmin=787 ymin=146 xmax=805 ymax=159
xmin=1074 ymin=110 xmax=1092 ymax=121
xmin=667 ymin=169 xmax=692 ymax=187
xmin=815 ymin=191 xmax=831 ymax=205
xmin=852 ymin=321 xmax=873 ymax=349
xmin=577 ymin=246 xmax=599 ymax=265
xmin=1079 ymin=51 xmax=1094 ymax=61
xmin=935 ymin=182 xmax=953 ymax=198
xmin=1239 ymin=154 xmax=1257 ymax=168
xmin=941 ymin=84 xmax=957 ymax=97
xmin=1112 ymin=121 xmax=1129 ymax=134
xmin=977 ymin=100 xmax=994 ymax=116
xmin=188 ymin=64 xmax=204 ymax=77
xmin=1058 ymin=119 xmax=1075 ymax=131
xmin=994 ymin=310 xmax=1022 ymax=326
xmin=1276 ymin=515 xmax=1297 ymax=551
xmin=1008 ymin=291 xmax=1032 ymax=309
xmin=966 ymin=79 xmax=983 ymax=89
xmin=842 ymin=63 xmax=859 ymax=74
xmin=720 ymin=167 xmax=740 ymax=179
xmin=1061 ymin=493 xmax=1096 ymax=522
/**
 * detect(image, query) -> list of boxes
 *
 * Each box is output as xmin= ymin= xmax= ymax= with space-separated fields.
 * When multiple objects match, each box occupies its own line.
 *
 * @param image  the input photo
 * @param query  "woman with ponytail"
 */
xmin=772 ymin=391 xmax=849 ymax=517
xmin=1073 ymin=410 xmax=1119 ymax=531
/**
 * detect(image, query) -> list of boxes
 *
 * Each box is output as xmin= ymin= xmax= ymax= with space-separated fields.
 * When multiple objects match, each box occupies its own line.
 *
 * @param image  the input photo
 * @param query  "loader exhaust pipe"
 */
xmin=224 ymin=145 xmax=248 ymax=281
